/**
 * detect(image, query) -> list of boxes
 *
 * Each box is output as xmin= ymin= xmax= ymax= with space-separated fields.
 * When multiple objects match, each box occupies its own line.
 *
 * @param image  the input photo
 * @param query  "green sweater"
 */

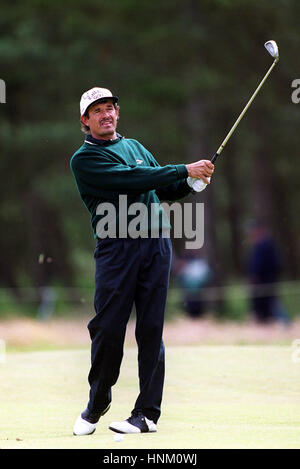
xmin=70 ymin=134 xmax=192 ymax=238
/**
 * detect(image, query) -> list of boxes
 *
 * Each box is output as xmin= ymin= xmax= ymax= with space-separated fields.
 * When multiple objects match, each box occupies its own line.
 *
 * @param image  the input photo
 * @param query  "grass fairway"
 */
xmin=0 ymin=345 xmax=300 ymax=449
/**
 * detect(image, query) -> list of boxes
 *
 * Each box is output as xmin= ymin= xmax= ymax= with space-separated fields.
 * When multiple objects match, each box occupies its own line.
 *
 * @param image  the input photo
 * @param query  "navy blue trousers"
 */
xmin=86 ymin=236 xmax=172 ymax=424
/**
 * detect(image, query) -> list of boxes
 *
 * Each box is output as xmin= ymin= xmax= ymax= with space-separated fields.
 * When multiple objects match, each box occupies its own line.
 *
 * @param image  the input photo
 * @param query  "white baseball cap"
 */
xmin=80 ymin=87 xmax=119 ymax=116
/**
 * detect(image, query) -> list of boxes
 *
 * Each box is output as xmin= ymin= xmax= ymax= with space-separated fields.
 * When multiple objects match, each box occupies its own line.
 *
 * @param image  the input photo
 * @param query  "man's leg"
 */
xmin=84 ymin=238 xmax=140 ymax=421
xmin=108 ymin=237 xmax=172 ymax=434
xmin=133 ymin=236 xmax=172 ymax=424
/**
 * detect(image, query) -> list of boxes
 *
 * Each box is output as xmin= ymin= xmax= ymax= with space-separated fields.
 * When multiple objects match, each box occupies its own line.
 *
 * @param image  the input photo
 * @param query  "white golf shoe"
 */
xmin=109 ymin=412 xmax=157 ymax=434
xmin=73 ymin=404 xmax=111 ymax=436
xmin=73 ymin=415 xmax=97 ymax=436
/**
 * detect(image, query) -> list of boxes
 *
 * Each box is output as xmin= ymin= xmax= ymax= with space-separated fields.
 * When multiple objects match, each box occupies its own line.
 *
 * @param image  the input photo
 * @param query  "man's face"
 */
xmin=81 ymin=99 xmax=119 ymax=139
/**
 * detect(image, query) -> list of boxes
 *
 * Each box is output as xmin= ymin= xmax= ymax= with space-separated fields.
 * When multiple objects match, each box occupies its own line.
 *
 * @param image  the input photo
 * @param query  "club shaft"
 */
xmin=211 ymin=59 xmax=278 ymax=164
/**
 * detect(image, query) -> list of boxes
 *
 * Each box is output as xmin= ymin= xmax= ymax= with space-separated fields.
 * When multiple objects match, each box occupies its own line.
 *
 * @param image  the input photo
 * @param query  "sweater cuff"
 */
xmin=175 ymin=164 xmax=188 ymax=179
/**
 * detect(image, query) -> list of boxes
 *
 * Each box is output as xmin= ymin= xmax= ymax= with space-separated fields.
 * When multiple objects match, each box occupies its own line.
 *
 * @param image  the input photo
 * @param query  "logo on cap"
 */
xmin=80 ymin=87 xmax=118 ymax=116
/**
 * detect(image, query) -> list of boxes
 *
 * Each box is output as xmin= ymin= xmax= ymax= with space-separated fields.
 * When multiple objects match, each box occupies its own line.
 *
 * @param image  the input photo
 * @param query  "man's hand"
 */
xmin=186 ymin=160 xmax=214 ymax=185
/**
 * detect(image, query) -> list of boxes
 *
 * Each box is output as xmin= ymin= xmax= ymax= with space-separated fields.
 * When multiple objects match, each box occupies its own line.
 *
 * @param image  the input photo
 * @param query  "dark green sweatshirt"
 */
xmin=70 ymin=134 xmax=192 ymax=238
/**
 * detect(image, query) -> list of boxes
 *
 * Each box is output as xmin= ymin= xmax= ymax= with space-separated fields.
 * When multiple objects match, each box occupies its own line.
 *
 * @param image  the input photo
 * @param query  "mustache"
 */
xmin=100 ymin=118 xmax=113 ymax=124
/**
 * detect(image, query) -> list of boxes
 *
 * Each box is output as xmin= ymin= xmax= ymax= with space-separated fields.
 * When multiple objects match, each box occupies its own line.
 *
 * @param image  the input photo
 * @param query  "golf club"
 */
xmin=211 ymin=40 xmax=279 ymax=164
xmin=192 ymin=40 xmax=279 ymax=192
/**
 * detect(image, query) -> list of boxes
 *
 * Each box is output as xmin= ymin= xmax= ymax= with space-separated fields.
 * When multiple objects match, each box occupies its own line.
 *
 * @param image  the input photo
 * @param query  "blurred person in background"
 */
xmin=173 ymin=250 xmax=212 ymax=318
xmin=246 ymin=220 xmax=290 ymax=324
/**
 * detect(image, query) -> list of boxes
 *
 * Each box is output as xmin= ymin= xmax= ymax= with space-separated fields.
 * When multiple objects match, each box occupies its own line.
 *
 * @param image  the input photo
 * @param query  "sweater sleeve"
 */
xmin=156 ymin=179 xmax=194 ymax=201
xmin=71 ymin=151 xmax=188 ymax=195
xmin=146 ymin=152 xmax=193 ymax=201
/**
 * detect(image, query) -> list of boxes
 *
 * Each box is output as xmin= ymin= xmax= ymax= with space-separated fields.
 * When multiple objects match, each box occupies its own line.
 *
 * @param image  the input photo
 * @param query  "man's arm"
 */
xmin=148 ymin=153 xmax=214 ymax=201
xmin=156 ymin=179 xmax=194 ymax=201
xmin=71 ymin=151 xmax=188 ymax=196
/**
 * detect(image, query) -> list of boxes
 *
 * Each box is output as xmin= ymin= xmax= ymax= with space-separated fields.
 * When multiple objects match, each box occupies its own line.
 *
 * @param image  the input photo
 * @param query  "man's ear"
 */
xmin=81 ymin=115 xmax=89 ymax=126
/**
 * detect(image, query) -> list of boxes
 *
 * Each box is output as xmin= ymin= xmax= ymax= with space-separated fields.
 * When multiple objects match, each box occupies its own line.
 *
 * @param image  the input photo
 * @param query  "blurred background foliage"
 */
xmin=0 ymin=0 xmax=299 ymax=319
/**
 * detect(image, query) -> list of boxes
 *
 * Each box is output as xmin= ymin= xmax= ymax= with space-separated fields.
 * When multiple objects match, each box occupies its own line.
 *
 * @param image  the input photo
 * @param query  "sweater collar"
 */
xmin=84 ymin=133 xmax=123 ymax=146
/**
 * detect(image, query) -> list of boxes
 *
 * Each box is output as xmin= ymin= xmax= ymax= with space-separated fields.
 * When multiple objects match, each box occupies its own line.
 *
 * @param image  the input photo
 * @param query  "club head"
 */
xmin=264 ymin=40 xmax=279 ymax=61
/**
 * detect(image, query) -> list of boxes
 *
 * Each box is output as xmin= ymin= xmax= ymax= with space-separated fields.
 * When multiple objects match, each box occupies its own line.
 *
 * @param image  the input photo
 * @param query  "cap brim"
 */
xmin=96 ymin=96 xmax=119 ymax=104
xmin=84 ymin=96 xmax=118 ymax=114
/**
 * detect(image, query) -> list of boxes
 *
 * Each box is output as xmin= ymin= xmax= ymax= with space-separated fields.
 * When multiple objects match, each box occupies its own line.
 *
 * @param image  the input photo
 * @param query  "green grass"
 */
xmin=1 ymin=346 xmax=300 ymax=449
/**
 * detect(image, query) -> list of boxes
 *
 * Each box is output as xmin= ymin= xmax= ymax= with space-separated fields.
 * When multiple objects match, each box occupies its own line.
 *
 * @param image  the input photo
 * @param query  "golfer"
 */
xmin=71 ymin=87 xmax=214 ymax=435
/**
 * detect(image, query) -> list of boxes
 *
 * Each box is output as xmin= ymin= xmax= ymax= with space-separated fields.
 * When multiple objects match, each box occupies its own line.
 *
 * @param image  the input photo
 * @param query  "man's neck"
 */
xmin=85 ymin=133 xmax=122 ymax=146
xmin=91 ymin=131 xmax=117 ymax=141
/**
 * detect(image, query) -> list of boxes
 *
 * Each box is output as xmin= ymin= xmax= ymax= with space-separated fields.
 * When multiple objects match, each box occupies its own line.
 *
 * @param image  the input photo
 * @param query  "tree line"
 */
xmin=0 ymin=0 xmax=299 ymax=307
